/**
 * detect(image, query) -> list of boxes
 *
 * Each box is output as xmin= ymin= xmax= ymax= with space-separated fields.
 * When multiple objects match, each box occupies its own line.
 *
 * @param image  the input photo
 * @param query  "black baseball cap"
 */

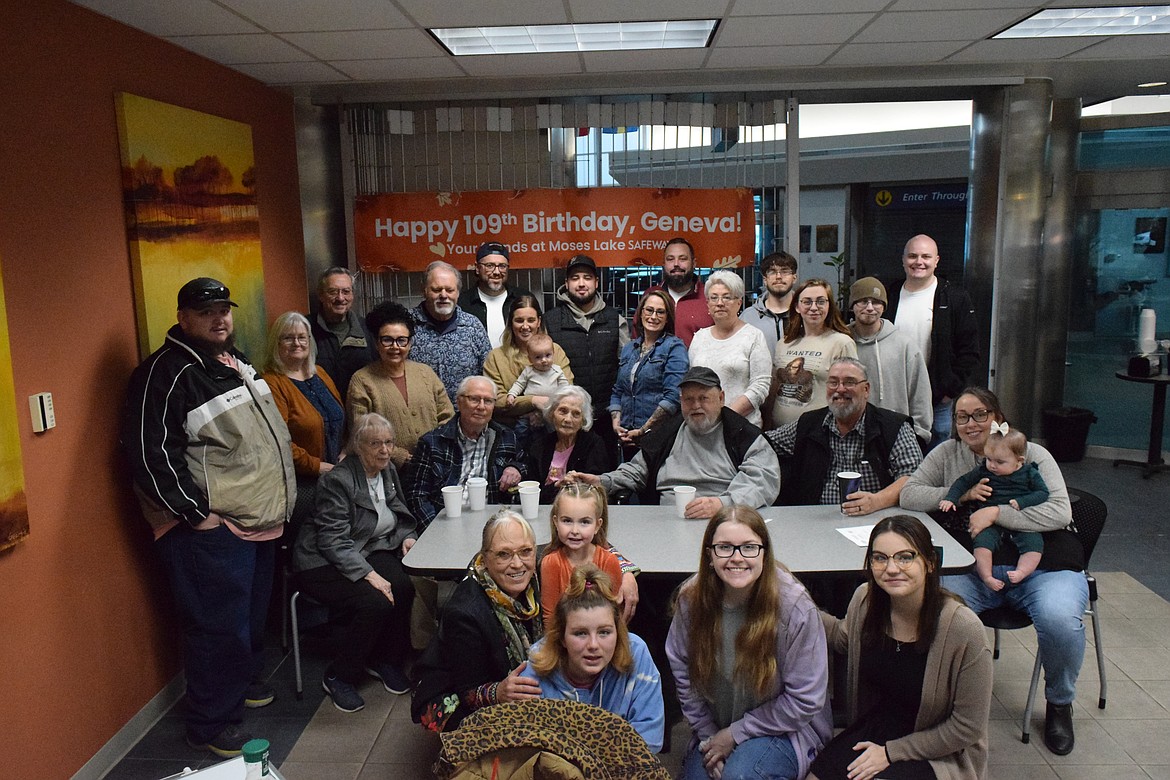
xmin=565 ymin=254 xmax=597 ymax=276
xmin=476 ymin=242 xmax=510 ymax=262
xmin=177 ymin=277 xmax=238 ymax=309
xmin=680 ymin=366 xmax=722 ymax=389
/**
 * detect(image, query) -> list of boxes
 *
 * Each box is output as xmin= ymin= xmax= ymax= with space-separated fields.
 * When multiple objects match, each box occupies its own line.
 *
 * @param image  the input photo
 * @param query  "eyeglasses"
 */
xmin=323 ymin=287 xmax=353 ymax=298
xmin=478 ymin=262 xmax=509 ymax=273
xmin=799 ymin=297 xmax=830 ymax=308
xmin=709 ymin=542 xmax=764 ymax=558
xmin=489 ymin=546 xmax=536 ymax=564
xmin=826 ymin=378 xmax=868 ymax=389
xmin=641 ymin=307 xmax=667 ymax=317
xmin=869 ymin=550 xmax=919 ymax=569
xmin=378 ymin=336 xmax=411 ymax=348
xmin=853 ymin=298 xmax=883 ymax=309
xmin=363 ymin=437 xmax=393 ymax=450
xmin=707 ymin=295 xmax=737 ymax=304
xmin=460 ymin=395 xmax=495 ymax=407
xmin=280 ymin=335 xmax=309 ymax=345
xmin=955 ymin=409 xmax=991 ymax=425
xmin=764 ymin=268 xmax=795 ymax=278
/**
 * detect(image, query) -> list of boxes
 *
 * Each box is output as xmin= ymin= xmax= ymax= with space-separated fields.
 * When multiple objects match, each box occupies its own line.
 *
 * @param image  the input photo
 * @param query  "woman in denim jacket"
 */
xmin=609 ymin=290 xmax=689 ymax=458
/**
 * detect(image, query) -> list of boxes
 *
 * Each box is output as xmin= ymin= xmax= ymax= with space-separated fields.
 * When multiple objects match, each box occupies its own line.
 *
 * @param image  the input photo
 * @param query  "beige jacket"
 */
xmin=482 ymin=342 xmax=574 ymax=423
xmin=346 ymin=360 xmax=453 ymax=467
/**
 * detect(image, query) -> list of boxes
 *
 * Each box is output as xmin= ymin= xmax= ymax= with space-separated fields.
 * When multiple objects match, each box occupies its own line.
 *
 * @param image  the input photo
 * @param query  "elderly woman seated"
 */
xmin=412 ymin=510 xmax=544 ymax=732
xmin=293 ymin=412 xmax=417 ymax=713
xmin=526 ymin=385 xmax=610 ymax=503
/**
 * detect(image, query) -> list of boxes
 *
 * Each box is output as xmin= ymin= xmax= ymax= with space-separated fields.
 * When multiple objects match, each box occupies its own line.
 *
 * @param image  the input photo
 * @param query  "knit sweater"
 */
xmin=688 ymin=324 xmax=771 ymax=427
xmin=262 ymin=369 xmax=343 ymax=477
xmin=483 ymin=342 xmax=575 ymax=424
xmin=823 ymin=585 xmax=992 ymax=780
xmin=346 ymin=360 xmax=454 ymax=468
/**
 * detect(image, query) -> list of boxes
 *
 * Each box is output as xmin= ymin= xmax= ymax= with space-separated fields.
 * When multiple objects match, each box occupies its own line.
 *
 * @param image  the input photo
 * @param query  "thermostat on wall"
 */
xmin=29 ymin=392 xmax=55 ymax=433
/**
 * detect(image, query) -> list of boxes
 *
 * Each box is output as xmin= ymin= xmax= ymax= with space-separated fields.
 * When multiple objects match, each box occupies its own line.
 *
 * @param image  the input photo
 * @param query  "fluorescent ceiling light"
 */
xmin=430 ymin=20 xmax=718 ymax=55
xmin=1138 ymin=81 xmax=1168 ymax=87
xmin=995 ymin=6 xmax=1170 ymax=38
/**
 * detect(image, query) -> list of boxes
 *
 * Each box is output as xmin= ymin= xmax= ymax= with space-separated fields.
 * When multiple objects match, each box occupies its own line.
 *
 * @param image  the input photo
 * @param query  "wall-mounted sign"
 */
xmin=868 ymin=183 xmax=968 ymax=212
xmin=354 ymin=187 xmax=757 ymax=272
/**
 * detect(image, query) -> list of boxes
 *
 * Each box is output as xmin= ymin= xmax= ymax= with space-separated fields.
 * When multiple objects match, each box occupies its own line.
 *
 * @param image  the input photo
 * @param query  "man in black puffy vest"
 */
xmin=544 ymin=254 xmax=628 ymax=469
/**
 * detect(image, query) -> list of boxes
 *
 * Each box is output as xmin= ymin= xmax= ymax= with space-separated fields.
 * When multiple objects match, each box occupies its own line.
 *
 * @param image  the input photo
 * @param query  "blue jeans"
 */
xmin=942 ymin=567 xmax=1087 ymax=704
xmin=682 ymin=734 xmax=799 ymax=780
xmin=928 ymin=399 xmax=952 ymax=451
xmin=156 ymin=524 xmax=275 ymax=742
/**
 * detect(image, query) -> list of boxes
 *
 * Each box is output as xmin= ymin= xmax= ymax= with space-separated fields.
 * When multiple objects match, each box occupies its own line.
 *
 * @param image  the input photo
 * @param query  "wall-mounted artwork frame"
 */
xmin=115 ymin=93 xmax=266 ymax=358
xmin=0 ymin=258 xmax=28 ymax=552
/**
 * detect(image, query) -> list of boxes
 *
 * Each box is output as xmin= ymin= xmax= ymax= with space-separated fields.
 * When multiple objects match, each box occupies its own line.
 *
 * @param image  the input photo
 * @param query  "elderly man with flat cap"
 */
xmin=122 ymin=277 xmax=295 ymax=758
xmin=457 ymin=241 xmax=533 ymax=349
xmin=568 ymin=366 xmax=779 ymax=516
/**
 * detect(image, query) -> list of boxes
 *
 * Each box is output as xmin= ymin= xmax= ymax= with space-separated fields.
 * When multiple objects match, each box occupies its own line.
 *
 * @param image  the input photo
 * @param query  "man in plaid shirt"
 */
xmin=767 ymin=357 xmax=922 ymax=512
xmin=405 ymin=375 xmax=525 ymax=532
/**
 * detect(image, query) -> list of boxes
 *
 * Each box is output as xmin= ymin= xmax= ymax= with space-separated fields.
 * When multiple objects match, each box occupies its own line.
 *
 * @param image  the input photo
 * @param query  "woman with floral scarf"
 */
xmin=412 ymin=510 xmax=544 ymax=732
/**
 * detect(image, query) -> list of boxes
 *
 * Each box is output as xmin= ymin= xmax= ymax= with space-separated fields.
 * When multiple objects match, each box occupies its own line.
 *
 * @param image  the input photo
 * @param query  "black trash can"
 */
xmin=1041 ymin=407 xmax=1097 ymax=463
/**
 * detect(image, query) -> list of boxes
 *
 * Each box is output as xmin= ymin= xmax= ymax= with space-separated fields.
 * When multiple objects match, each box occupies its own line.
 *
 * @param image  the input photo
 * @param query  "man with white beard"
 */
xmin=409 ymin=260 xmax=491 ymax=402
xmin=566 ymin=366 xmax=779 ymax=517
xmin=767 ymin=357 xmax=921 ymax=512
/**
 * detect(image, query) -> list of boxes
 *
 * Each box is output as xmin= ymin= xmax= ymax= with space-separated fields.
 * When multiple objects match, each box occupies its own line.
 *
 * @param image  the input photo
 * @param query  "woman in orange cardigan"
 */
xmin=262 ymin=311 xmax=345 ymax=533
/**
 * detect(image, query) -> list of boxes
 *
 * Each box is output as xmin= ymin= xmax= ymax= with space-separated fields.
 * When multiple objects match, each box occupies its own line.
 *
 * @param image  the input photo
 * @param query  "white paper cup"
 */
xmin=517 ymin=480 xmax=540 ymax=491
xmin=673 ymin=485 xmax=697 ymax=518
xmin=518 ymin=486 xmax=541 ymax=520
xmin=441 ymin=485 xmax=463 ymax=518
xmin=466 ymin=477 xmax=488 ymax=511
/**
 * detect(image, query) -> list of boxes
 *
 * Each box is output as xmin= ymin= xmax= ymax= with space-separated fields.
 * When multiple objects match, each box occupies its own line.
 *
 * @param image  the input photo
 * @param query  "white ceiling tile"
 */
xmin=731 ymin=0 xmax=888 ymax=14
xmin=567 ymin=0 xmax=724 ymax=23
xmin=281 ymin=29 xmax=442 ymax=60
xmin=891 ymin=0 xmax=1044 ymax=9
xmin=396 ymin=0 xmax=569 ymax=28
xmin=457 ymin=52 xmax=583 ymax=77
xmin=826 ymin=41 xmax=969 ymax=66
xmin=946 ymin=37 xmax=1098 ymax=62
xmin=165 ymin=34 xmax=314 ymax=64
xmin=581 ymin=48 xmax=710 ymax=72
xmin=853 ymin=9 xmax=1031 ymax=42
xmin=231 ymin=61 xmax=350 ymax=84
xmin=71 ymin=0 xmax=261 ymax=36
xmin=717 ymin=14 xmax=873 ymax=46
xmin=219 ymin=0 xmax=412 ymax=32
xmin=333 ymin=57 xmax=466 ymax=80
xmin=705 ymin=45 xmax=838 ymax=69
xmin=1061 ymin=34 xmax=1170 ymax=59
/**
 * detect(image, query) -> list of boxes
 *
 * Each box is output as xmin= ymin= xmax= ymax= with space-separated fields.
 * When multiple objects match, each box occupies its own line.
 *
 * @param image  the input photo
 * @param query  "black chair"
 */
xmin=980 ymin=487 xmax=1107 ymax=744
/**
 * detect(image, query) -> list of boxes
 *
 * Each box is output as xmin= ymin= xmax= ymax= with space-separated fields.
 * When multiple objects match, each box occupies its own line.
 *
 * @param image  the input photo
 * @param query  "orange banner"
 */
xmin=354 ymin=187 xmax=756 ymax=272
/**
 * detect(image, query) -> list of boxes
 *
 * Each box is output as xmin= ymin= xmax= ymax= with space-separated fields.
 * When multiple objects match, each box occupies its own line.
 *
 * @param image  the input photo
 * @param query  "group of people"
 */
xmin=120 ymin=230 xmax=1087 ymax=777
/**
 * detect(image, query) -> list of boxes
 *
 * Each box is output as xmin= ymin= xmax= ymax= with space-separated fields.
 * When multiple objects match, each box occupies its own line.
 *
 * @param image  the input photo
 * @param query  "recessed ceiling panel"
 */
xmin=165 ymin=33 xmax=313 ymax=64
xmin=333 ymin=57 xmax=466 ymax=80
xmin=826 ymin=41 xmax=969 ymax=66
xmin=854 ymin=9 xmax=1030 ymax=42
xmin=731 ymin=0 xmax=888 ymax=14
xmin=71 ymin=0 xmax=261 ymax=36
xmin=457 ymin=52 xmax=584 ymax=77
xmin=232 ymin=60 xmax=349 ymax=83
xmin=567 ymin=0 xmax=721 ymax=23
xmin=219 ymin=0 xmax=413 ymax=32
xmin=397 ymin=0 xmax=570 ymax=28
xmin=582 ymin=48 xmax=710 ymax=72
xmin=717 ymin=14 xmax=874 ymax=46
xmin=281 ymin=29 xmax=442 ymax=60
xmin=705 ymin=44 xmax=838 ymax=69
xmin=946 ymin=37 xmax=1099 ymax=62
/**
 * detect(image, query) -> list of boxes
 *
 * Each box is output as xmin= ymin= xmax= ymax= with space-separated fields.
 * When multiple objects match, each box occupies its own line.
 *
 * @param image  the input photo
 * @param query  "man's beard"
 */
xmin=685 ymin=412 xmax=720 ymax=435
xmin=190 ymin=332 xmax=235 ymax=356
xmin=830 ymin=396 xmax=865 ymax=422
xmin=665 ymin=270 xmax=694 ymax=292
xmin=568 ymin=290 xmax=595 ymax=309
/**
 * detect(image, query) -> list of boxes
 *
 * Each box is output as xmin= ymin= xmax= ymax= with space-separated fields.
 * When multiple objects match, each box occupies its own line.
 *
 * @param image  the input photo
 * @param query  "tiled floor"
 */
xmin=103 ymin=457 xmax=1170 ymax=779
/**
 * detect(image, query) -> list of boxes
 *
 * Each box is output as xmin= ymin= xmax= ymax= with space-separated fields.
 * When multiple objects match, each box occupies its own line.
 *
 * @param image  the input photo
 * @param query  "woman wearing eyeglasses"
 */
xmin=667 ymin=505 xmax=832 ymax=780
xmin=767 ymin=278 xmax=857 ymax=428
xmin=808 ymin=515 xmax=991 ymax=780
xmin=413 ymin=510 xmax=544 ymax=732
xmin=262 ymin=311 xmax=345 ymax=534
xmin=900 ymin=387 xmax=1085 ymax=757
xmin=610 ymin=289 xmax=689 ymax=457
xmin=347 ymin=301 xmax=453 ymax=468
xmin=687 ymin=270 xmax=772 ymax=427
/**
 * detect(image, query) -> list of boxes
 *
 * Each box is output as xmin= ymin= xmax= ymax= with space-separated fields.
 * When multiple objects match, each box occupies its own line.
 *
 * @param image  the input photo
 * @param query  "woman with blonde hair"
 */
xmin=667 ymin=505 xmax=832 ymax=780
xmin=520 ymin=565 xmax=665 ymax=752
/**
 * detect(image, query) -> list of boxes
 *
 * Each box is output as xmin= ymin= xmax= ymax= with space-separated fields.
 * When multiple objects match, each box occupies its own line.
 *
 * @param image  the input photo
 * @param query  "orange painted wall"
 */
xmin=0 ymin=1 xmax=306 ymax=775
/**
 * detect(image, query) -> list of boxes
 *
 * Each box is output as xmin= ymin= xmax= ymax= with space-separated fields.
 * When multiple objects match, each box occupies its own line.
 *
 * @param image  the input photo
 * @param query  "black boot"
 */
xmin=1044 ymin=701 xmax=1074 ymax=755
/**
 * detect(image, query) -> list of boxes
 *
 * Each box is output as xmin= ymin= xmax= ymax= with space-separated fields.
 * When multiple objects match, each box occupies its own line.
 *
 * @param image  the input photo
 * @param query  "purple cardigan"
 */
xmin=666 ymin=567 xmax=833 ymax=778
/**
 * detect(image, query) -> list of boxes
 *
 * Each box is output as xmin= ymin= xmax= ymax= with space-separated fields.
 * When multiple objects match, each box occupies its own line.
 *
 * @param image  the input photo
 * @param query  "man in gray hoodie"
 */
xmin=545 ymin=254 xmax=629 ymax=468
xmin=848 ymin=277 xmax=932 ymax=446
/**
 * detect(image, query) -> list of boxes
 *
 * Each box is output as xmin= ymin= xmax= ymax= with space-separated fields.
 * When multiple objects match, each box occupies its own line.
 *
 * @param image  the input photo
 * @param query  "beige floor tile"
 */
xmin=986 ymin=717 xmax=1050 ymax=765
xmin=1102 ymin=593 xmax=1170 ymax=622
xmin=1142 ymin=766 xmax=1170 ymax=779
xmin=1054 ymin=766 xmax=1141 ymax=780
xmin=365 ymin=719 xmax=441 ymax=766
xmin=990 ymin=644 xmax=1043 ymax=681
xmin=1078 ymin=678 xmax=1168 ymax=720
xmin=1041 ymin=719 xmax=1134 ymax=765
xmin=1100 ymin=719 xmax=1170 ymax=764
xmin=1107 ymin=646 xmax=1170 ymax=681
xmin=283 ymin=712 xmax=385 ymax=764
xmin=1093 ymin=571 xmax=1153 ymax=595
xmin=1092 ymin=614 xmax=1165 ymax=649
xmin=1137 ymin=679 xmax=1170 ymax=711
xmin=987 ymin=764 xmax=1060 ymax=779
xmin=277 ymin=761 xmax=364 ymax=780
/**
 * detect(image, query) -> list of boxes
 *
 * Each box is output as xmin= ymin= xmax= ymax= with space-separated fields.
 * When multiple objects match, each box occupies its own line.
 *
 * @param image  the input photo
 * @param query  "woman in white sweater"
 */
xmin=688 ymin=270 xmax=771 ymax=427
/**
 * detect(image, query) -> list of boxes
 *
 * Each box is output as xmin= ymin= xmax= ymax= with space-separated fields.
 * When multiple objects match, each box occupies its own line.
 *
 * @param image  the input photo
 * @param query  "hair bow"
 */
xmin=990 ymin=421 xmax=1009 ymax=435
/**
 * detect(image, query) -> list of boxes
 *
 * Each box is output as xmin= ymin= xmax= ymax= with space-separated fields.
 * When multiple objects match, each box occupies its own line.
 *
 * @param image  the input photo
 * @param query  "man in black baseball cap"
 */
xmin=177 ymin=277 xmax=239 ymax=310
xmin=457 ymin=242 xmax=533 ymax=348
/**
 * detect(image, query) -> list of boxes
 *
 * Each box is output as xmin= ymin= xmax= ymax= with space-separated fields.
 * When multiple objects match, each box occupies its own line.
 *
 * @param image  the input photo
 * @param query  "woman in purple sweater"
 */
xmin=667 ymin=505 xmax=832 ymax=780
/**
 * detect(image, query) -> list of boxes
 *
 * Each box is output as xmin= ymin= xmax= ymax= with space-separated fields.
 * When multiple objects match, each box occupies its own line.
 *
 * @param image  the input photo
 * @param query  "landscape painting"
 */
xmin=115 ymin=93 xmax=266 ymax=358
xmin=0 ymin=258 xmax=28 ymax=552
